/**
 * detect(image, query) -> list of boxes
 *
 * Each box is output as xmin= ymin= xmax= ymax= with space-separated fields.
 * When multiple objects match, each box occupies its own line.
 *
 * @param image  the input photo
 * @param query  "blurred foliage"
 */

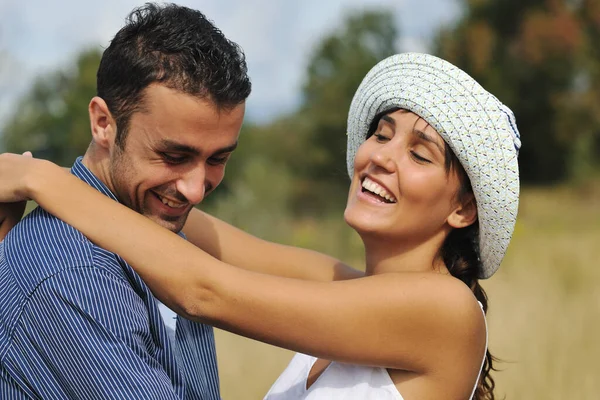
xmin=435 ymin=0 xmax=600 ymax=183
xmin=220 ymin=10 xmax=399 ymax=214
xmin=3 ymin=49 xmax=100 ymax=166
xmin=293 ymin=10 xmax=398 ymax=211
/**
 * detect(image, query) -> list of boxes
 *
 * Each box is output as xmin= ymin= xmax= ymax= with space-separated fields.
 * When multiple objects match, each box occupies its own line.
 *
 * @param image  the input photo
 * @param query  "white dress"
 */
xmin=264 ymin=303 xmax=487 ymax=400
xmin=264 ymin=353 xmax=405 ymax=400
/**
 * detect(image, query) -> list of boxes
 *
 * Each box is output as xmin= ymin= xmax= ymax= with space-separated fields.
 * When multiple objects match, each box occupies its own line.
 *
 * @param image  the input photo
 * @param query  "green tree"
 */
xmin=218 ymin=10 xmax=399 ymax=215
xmin=435 ymin=0 xmax=600 ymax=183
xmin=289 ymin=10 xmax=398 ymax=212
xmin=2 ymin=49 xmax=100 ymax=166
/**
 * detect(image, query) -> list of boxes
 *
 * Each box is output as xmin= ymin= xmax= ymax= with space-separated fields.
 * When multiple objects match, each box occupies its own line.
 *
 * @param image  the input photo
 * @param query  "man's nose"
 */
xmin=176 ymin=167 xmax=206 ymax=205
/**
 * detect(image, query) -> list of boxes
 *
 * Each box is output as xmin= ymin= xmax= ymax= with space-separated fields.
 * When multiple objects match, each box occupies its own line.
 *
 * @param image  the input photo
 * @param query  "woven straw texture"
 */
xmin=346 ymin=53 xmax=520 ymax=279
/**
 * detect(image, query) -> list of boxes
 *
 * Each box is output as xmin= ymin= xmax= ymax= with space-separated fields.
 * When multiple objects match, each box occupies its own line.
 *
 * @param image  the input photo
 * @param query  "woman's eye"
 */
xmin=411 ymin=151 xmax=431 ymax=163
xmin=373 ymin=133 xmax=390 ymax=142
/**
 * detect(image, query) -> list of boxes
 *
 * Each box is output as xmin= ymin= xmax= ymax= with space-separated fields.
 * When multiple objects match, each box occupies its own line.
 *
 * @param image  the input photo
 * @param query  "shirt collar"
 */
xmin=70 ymin=156 xmax=118 ymax=202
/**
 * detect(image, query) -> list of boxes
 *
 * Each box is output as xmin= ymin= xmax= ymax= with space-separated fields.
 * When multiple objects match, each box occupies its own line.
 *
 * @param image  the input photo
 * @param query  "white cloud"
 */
xmin=0 ymin=0 xmax=461 ymax=134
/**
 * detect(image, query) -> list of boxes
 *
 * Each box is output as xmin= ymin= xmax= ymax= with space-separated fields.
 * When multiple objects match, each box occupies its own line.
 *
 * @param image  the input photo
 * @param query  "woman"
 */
xmin=0 ymin=53 xmax=520 ymax=399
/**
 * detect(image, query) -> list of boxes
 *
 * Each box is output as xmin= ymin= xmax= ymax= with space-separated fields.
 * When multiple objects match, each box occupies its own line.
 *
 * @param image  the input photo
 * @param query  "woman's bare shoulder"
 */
xmin=367 ymin=272 xmax=486 ymax=357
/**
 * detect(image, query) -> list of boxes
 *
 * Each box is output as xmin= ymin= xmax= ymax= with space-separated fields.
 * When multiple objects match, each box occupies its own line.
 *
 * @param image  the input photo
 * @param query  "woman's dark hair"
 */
xmin=367 ymin=108 xmax=497 ymax=400
xmin=441 ymin=147 xmax=498 ymax=400
xmin=97 ymin=2 xmax=252 ymax=149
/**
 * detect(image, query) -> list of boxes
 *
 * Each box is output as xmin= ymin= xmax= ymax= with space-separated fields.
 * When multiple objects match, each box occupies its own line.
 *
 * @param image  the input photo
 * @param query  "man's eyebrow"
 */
xmin=215 ymin=141 xmax=238 ymax=155
xmin=158 ymin=140 xmax=201 ymax=156
xmin=157 ymin=140 xmax=239 ymax=155
xmin=413 ymin=129 xmax=444 ymax=154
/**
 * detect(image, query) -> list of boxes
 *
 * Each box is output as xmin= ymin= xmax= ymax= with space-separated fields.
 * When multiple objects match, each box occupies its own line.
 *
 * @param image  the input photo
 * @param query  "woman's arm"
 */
xmin=183 ymin=209 xmax=363 ymax=281
xmin=0 ymin=151 xmax=32 ymax=240
xmin=0 ymin=162 xmax=71 ymax=240
xmin=3 ymin=154 xmax=485 ymax=372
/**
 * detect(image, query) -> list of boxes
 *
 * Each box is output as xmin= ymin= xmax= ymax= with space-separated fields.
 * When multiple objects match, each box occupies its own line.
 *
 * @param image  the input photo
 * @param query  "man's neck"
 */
xmin=81 ymin=147 xmax=117 ymax=196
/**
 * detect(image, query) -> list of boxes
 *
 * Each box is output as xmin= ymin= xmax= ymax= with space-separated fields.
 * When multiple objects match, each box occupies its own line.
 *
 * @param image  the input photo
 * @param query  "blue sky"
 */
xmin=0 ymin=0 xmax=461 ymax=132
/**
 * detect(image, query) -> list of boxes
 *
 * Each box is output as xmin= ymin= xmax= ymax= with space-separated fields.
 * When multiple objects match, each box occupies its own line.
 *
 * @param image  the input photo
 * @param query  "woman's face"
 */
xmin=344 ymin=109 xmax=469 ymax=244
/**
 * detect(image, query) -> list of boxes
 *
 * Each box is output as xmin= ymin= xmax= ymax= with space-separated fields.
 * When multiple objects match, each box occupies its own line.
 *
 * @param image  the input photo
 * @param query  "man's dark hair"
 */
xmin=97 ymin=2 xmax=252 ymax=148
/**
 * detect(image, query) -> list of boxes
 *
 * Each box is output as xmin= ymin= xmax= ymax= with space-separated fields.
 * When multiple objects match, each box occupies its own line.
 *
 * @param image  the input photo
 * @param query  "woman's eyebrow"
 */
xmin=413 ymin=129 xmax=444 ymax=154
xmin=380 ymin=115 xmax=396 ymax=127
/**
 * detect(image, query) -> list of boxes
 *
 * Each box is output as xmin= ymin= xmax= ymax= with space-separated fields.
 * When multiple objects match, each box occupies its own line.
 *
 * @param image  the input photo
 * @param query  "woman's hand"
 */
xmin=0 ymin=152 xmax=36 ymax=240
xmin=0 ymin=152 xmax=37 ymax=203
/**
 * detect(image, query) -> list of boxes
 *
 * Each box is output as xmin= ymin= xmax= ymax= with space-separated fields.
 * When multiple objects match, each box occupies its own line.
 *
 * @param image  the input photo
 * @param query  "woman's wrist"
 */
xmin=23 ymin=159 xmax=62 ymax=202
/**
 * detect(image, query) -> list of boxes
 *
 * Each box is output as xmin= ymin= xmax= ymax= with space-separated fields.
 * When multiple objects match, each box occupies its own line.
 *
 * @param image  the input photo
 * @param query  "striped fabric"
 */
xmin=0 ymin=158 xmax=220 ymax=400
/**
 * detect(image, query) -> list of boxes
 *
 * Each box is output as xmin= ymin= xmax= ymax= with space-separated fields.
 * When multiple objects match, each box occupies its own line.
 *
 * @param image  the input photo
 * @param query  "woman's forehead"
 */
xmin=383 ymin=109 xmax=443 ymax=140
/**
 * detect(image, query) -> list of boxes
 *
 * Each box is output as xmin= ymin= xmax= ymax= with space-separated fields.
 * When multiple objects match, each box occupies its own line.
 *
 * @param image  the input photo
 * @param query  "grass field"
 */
xmin=213 ymin=185 xmax=600 ymax=399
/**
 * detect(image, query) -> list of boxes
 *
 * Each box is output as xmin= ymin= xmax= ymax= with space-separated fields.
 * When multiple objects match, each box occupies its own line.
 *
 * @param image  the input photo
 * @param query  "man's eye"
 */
xmin=208 ymin=154 xmax=230 ymax=165
xmin=161 ymin=153 xmax=187 ymax=164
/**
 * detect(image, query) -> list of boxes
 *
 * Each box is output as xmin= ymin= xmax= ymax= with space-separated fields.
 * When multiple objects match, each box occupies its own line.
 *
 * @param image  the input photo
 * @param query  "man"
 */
xmin=0 ymin=3 xmax=250 ymax=399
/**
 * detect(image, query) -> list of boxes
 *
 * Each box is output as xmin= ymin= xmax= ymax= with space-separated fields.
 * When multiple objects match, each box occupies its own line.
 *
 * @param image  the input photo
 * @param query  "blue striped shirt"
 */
xmin=0 ymin=158 xmax=220 ymax=399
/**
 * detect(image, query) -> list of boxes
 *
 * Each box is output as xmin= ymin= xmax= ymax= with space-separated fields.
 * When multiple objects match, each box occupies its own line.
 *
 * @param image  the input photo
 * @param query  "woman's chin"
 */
xmin=344 ymin=209 xmax=388 ymax=237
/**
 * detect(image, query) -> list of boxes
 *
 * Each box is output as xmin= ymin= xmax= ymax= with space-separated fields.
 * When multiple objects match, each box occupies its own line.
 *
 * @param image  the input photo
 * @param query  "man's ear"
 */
xmin=89 ymin=97 xmax=117 ymax=150
xmin=447 ymin=194 xmax=478 ymax=229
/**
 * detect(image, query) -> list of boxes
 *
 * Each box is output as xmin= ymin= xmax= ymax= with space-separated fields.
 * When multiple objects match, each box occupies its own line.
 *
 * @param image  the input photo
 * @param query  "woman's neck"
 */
xmin=362 ymin=233 xmax=449 ymax=276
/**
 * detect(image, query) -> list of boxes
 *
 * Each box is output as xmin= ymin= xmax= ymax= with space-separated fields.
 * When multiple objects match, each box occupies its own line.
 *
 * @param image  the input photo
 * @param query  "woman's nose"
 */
xmin=369 ymin=144 xmax=397 ymax=173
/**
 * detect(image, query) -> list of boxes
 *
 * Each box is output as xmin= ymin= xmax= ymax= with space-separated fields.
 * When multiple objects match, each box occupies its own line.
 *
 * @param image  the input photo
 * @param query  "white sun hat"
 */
xmin=346 ymin=52 xmax=521 ymax=279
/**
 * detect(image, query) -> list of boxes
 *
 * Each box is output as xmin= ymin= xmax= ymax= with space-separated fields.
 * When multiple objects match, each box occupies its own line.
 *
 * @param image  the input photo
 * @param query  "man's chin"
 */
xmin=147 ymin=214 xmax=188 ymax=233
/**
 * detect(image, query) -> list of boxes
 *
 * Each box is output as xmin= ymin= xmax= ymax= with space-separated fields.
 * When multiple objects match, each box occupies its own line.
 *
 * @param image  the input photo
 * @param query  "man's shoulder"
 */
xmin=1 ymin=206 xmax=122 ymax=293
xmin=5 ymin=206 xmax=93 ymax=259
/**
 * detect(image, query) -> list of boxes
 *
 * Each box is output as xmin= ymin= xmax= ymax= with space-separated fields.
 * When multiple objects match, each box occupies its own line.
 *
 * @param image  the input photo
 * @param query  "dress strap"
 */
xmin=469 ymin=301 xmax=487 ymax=399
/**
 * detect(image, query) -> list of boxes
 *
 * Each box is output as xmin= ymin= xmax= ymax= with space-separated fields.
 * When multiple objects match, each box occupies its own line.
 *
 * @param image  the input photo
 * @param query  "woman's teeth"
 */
xmin=362 ymin=177 xmax=397 ymax=203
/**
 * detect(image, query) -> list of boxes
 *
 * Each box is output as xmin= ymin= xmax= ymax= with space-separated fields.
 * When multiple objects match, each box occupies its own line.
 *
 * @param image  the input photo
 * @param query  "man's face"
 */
xmin=108 ymin=84 xmax=245 ymax=232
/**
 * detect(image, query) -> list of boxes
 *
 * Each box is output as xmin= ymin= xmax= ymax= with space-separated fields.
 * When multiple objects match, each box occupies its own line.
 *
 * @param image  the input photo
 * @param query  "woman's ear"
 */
xmin=89 ymin=97 xmax=117 ymax=150
xmin=447 ymin=194 xmax=478 ymax=229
